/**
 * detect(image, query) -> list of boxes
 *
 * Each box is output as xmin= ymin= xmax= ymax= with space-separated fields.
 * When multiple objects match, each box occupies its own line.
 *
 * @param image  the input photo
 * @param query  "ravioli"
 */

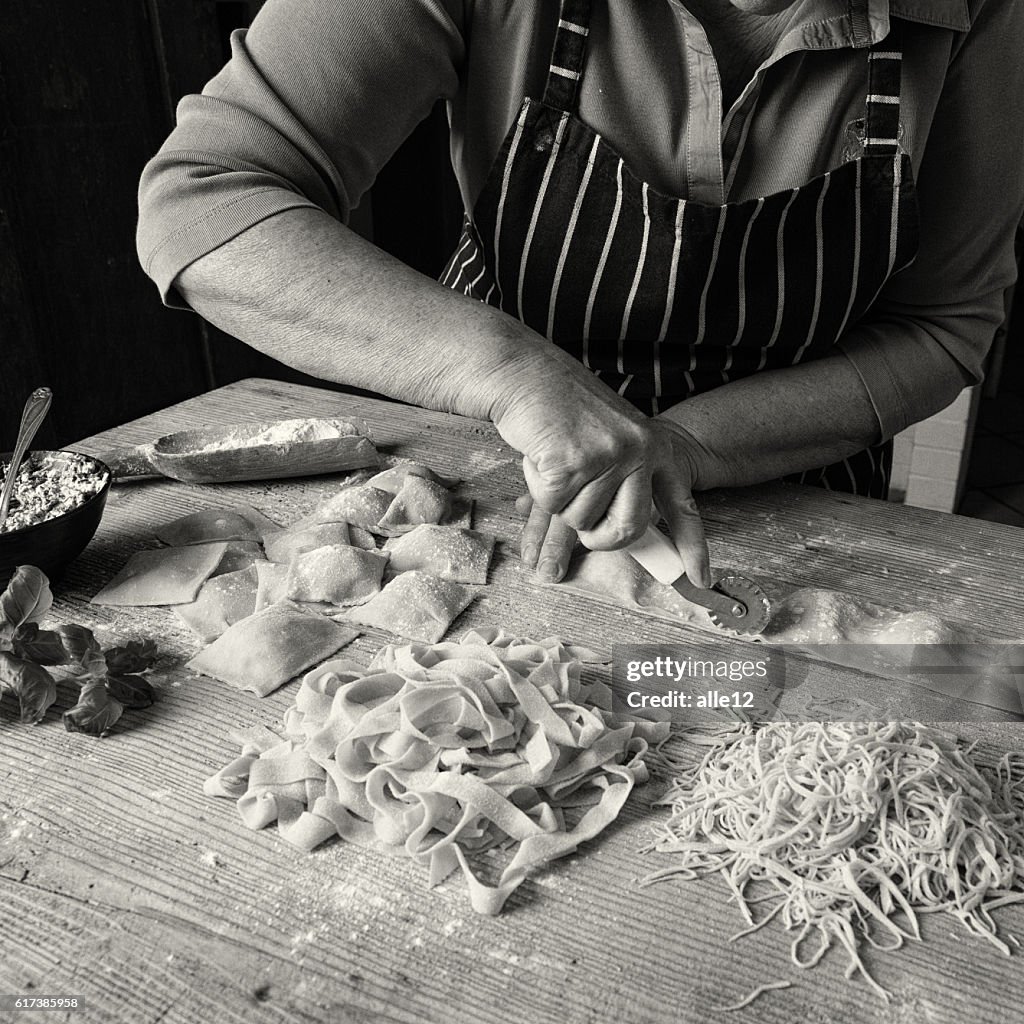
xmin=345 ymin=571 xmax=475 ymax=643
xmin=254 ymin=561 xmax=290 ymax=612
xmin=155 ymin=505 xmax=279 ymax=546
xmin=174 ymin=565 xmax=259 ymax=641
xmin=283 ymin=544 xmax=389 ymax=606
xmin=384 ymin=525 xmax=495 ymax=584
xmin=365 ymin=461 xmax=447 ymax=493
xmin=377 ymin=475 xmax=452 ymax=534
xmin=263 ymin=522 xmax=353 ymax=564
xmin=300 ymin=484 xmax=394 ymax=532
xmin=187 ymin=602 xmax=360 ymax=696
xmin=211 ymin=540 xmax=265 ymax=576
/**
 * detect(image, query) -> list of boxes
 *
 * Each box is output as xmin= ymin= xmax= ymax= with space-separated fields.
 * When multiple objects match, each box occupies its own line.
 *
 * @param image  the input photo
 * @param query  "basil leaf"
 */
xmin=104 ymin=639 xmax=159 ymax=676
xmin=0 ymin=566 xmax=54 ymax=639
xmin=0 ymin=651 xmax=57 ymax=724
xmin=105 ymin=674 xmax=155 ymax=709
xmin=57 ymin=624 xmax=106 ymax=678
xmin=11 ymin=623 xmax=68 ymax=666
xmin=63 ymin=679 xmax=123 ymax=736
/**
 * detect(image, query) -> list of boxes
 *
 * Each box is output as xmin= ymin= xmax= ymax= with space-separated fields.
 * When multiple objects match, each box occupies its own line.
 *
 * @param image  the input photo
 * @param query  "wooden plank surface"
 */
xmin=1 ymin=378 xmax=1022 ymax=1024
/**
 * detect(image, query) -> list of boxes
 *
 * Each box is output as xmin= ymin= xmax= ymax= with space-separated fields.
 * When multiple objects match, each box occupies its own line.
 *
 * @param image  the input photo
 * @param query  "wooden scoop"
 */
xmin=101 ymin=416 xmax=379 ymax=484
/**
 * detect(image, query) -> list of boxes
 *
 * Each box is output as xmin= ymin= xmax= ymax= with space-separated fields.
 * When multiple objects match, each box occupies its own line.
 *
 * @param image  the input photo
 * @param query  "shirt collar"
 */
xmin=673 ymin=2 xmax=970 ymax=61
xmin=725 ymin=1 xmax=972 ymax=54
xmin=793 ymin=0 xmax=972 ymax=47
xmin=772 ymin=0 xmax=972 ymax=60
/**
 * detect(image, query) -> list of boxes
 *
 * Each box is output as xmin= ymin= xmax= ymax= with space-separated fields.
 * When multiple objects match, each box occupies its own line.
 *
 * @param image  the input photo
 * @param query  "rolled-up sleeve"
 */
xmin=137 ymin=0 xmax=464 ymax=306
xmin=839 ymin=0 xmax=1024 ymax=439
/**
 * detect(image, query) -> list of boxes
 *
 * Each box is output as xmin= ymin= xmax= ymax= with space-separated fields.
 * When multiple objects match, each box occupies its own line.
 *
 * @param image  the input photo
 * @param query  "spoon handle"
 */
xmin=0 ymin=387 xmax=54 ymax=529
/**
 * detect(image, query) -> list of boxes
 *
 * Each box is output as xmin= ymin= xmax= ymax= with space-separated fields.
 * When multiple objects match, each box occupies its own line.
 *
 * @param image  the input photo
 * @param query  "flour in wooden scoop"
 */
xmin=189 ymin=418 xmax=366 ymax=454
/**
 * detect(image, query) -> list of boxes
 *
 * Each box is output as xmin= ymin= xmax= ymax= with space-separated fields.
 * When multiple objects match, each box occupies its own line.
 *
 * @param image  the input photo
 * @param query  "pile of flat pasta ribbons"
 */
xmin=206 ymin=628 xmax=668 ymax=914
xmin=644 ymin=721 xmax=1024 ymax=1000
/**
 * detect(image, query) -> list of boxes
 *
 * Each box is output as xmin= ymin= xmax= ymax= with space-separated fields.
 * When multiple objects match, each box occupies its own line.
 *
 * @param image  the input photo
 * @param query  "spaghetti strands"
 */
xmin=206 ymin=628 xmax=668 ymax=914
xmin=644 ymin=722 xmax=1024 ymax=1000
xmin=712 ymin=979 xmax=793 ymax=1012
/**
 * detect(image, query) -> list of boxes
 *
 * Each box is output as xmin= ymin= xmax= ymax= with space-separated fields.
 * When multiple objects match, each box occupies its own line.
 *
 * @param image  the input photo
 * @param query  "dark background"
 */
xmin=0 ymin=0 xmax=462 ymax=449
xmin=2 ymin=0 xmax=1021 ymax=486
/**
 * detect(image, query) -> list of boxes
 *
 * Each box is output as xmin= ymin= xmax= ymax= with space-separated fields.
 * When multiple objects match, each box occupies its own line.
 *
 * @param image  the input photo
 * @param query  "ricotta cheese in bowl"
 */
xmin=0 ymin=452 xmax=107 ymax=534
xmin=0 ymin=451 xmax=111 ymax=586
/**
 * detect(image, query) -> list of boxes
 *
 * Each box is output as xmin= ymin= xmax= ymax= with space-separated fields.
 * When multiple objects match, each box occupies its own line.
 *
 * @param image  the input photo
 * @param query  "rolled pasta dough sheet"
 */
xmin=91 ymin=542 xmax=229 ymax=606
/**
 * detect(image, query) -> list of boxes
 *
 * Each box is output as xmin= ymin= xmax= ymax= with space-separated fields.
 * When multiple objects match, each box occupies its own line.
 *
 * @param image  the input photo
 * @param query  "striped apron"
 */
xmin=440 ymin=1 xmax=919 ymax=497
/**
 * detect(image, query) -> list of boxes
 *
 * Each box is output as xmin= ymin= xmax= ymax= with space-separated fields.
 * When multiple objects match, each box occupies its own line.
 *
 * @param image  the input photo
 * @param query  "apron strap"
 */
xmin=541 ymin=0 xmax=592 ymax=111
xmin=864 ymin=20 xmax=905 ymax=155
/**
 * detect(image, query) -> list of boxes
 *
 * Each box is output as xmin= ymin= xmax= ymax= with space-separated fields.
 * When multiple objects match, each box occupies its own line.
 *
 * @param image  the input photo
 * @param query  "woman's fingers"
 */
xmin=535 ymin=514 xmax=577 ymax=582
xmin=653 ymin=469 xmax=710 ymax=588
xmin=518 ymin=498 xmax=577 ymax=581
xmin=519 ymin=500 xmax=552 ymax=568
xmin=556 ymin=465 xmax=629 ymax=533
xmin=575 ymin=469 xmax=652 ymax=550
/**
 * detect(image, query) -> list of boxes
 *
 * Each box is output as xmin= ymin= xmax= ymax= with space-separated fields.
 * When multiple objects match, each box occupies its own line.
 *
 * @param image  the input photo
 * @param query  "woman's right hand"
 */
xmin=485 ymin=344 xmax=711 ymax=587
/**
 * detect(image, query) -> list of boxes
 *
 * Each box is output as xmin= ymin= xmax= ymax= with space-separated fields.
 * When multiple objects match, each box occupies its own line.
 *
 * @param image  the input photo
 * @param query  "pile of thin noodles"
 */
xmin=643 ymin=722 xmax=1024 ymax=1000
xmin=205 ymin=628 xmax=668 ymax=914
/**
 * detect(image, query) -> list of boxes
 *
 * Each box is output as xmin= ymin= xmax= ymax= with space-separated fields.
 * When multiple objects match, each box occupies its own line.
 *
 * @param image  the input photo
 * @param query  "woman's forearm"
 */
xmin=174 ymin=206 xmax=564 ymax=421
xmin=659 ymin=351 xmax=882 ymax=491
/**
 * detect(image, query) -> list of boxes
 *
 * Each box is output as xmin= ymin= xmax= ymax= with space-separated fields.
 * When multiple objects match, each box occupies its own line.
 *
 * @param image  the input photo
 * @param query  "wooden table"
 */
xmin=2 ymin=378 xmax=1022 ymax=1024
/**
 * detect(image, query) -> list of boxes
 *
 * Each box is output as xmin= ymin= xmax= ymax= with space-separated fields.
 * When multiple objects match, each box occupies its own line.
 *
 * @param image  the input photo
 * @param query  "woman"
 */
xmin=137 ymin=0 xmax=1024 ymax=587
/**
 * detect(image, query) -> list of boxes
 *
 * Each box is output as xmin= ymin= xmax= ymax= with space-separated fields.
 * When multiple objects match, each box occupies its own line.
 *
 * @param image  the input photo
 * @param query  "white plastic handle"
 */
xmin=626 ymin=524 xmax=686 ymax=585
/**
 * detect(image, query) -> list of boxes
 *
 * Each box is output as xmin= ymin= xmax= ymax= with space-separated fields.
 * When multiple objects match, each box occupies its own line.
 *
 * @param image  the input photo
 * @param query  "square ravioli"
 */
xmin=300 ymin=484 xmax=394 ymax=532
xmin=211 ymin=540 xmax=265 ymax=575
xmin=91 ymin=542 xmax=229 ymax=606
xmin=186 ymin=602 xmax=359 ymax=696
xmin=384 ymin=525 xmax=494 ymax=584
xmin=283 ymin=544 xmax=389 ymax=606
xmin=263 ymin=522 xmax=353 ymax=563
xmin=377 ymin=475 xmax=451 ymax=534
xmin=155 ymin=505 xmax=279 ymax=546
xmin=344 ymin=571 xmax=475 ymax=644
xmin=365 ymin=461 xmax=449 ymax=493
xmin=174 ymin=565 xmax=259 ymax=642
xmin=254 ymin=560 xmax=289 ymax=611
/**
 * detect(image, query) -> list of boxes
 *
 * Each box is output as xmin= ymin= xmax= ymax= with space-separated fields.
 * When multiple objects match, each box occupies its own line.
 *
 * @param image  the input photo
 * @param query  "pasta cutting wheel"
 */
xmin=698 ymin=574 xmax=771 ymax=635
xmin=626 ymin=525 xmax=771 ymax=636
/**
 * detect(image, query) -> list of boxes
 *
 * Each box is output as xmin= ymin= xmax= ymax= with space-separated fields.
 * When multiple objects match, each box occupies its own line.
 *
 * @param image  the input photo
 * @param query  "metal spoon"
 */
xmin=0 ymin=387 xmax=54 ymax=531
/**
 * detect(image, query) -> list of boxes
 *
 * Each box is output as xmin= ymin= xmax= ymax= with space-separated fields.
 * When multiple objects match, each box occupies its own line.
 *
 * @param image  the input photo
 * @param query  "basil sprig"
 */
xmin=0 ymin=565 xmax=158 ymax=735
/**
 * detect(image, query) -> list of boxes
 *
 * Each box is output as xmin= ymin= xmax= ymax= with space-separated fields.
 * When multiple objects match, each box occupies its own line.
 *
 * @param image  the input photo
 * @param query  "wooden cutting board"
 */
xmin=1 ymin=378 xmax=1022 ymax=1024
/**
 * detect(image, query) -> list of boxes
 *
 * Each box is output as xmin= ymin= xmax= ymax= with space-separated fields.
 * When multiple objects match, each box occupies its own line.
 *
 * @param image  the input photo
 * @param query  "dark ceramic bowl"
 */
xmin=0 ymin=450 xmax=111 ymax=588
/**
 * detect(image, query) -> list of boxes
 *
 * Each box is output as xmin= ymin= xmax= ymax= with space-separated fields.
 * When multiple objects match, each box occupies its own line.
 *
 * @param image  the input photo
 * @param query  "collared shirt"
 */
xmin=137 ymin=0 xmax=1024 ymax=439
